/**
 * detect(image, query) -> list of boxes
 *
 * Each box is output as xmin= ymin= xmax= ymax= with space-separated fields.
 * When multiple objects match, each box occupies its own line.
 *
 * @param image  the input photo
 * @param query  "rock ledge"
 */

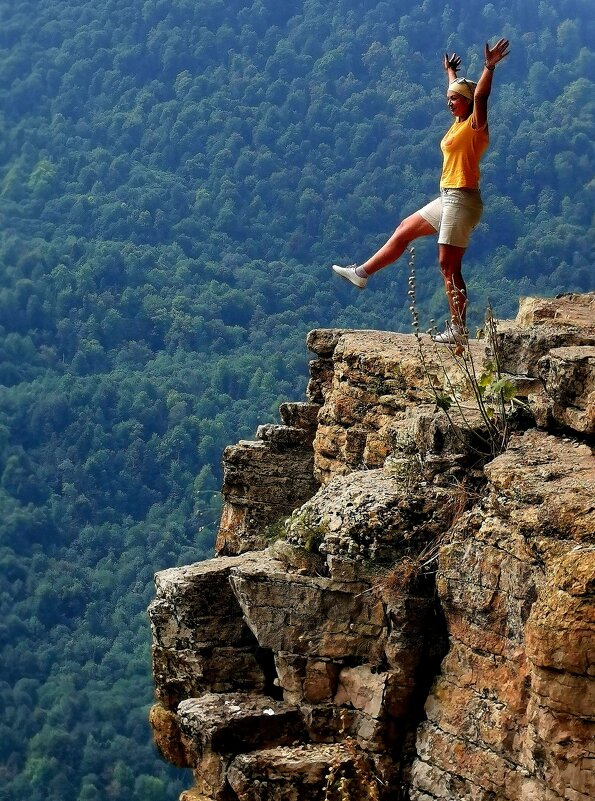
xmin=149 ymin=293 xmax=595 ymax=801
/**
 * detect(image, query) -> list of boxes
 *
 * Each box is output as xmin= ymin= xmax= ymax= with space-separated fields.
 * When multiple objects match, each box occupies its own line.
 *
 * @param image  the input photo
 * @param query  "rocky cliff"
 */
xmin=148 ymin=293 xmax=594 ymax=801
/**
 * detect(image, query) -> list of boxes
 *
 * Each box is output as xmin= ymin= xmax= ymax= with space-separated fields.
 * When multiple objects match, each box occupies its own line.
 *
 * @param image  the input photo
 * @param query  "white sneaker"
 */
xmin=331 ymin=264 xmax=368 ymax=289
xmin=432 ymin=322 xmax=467 ymax=345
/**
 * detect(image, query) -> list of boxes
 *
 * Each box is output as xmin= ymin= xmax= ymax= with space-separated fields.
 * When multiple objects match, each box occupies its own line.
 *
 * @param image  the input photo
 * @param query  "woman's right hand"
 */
xmin=443 ymin=52 xmax=462 ymax=73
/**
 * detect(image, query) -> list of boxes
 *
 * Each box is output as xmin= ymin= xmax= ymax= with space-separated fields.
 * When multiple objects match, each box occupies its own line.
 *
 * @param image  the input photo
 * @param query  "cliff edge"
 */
xmin=148 ymin=293 xmax=594 ymax=801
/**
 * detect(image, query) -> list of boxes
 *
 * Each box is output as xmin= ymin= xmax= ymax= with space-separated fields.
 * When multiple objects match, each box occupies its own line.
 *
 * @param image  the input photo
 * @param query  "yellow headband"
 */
xmin=448 ymin=78 xmax=476 ymax=101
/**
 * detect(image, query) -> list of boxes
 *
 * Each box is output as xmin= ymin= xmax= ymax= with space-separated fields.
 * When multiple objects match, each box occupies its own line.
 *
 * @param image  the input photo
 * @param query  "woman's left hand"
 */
xmin=484 ymin=38 xmax=510 ymax=69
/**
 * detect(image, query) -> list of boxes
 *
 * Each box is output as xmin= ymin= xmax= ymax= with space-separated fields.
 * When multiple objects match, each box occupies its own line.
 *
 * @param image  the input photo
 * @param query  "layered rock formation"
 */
xmin=149 ymin=293 xmax=594 ymax=801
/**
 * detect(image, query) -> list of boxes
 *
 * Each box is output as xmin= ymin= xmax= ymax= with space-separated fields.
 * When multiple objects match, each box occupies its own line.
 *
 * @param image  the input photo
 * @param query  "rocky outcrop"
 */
xmin=306 ymin=328 xmax=493 ymax=484
xmin=149 ymin=554 xmax=271 ymax=712
xmin=216 ymin=402 xmax=320 ymax=555
xmin=149 ymin=293 xmax=594 ymax=801
xmin=539 ymin=346 xmax=595 ymax=434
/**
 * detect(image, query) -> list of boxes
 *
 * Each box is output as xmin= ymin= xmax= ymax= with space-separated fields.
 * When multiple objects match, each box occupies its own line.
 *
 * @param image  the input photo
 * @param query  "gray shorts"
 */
xmin=418 ymin=188 xmax=483 ymax=248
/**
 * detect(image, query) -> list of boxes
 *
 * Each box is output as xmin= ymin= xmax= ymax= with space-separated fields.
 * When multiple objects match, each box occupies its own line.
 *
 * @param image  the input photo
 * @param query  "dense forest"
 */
xmin=0 ymin=0 xmax=592 ymax=798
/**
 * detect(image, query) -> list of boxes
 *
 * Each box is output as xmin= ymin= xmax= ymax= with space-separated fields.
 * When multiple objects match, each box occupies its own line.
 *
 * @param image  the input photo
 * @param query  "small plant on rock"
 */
xmin=285 ymin=504 xmax=329 ymax=554
xmin=323 ymin=737 xmax=380 ymax=801
xmin=407 ymin=245 xmax=525 ymax=459
xmin=263 ymin=515 xmax=289 ymax=544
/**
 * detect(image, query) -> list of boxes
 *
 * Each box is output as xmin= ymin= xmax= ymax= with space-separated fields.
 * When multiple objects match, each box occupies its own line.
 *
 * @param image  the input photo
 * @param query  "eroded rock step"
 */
xmin=181 ymin=741 xmax=372 ymax=801
xmin=177 ymin=692 xmax=306 ymax=756
xmin=227 ymin=742 xmax=363 ymax=801
xmin=279 ymin=401 xmax=320 ymax=434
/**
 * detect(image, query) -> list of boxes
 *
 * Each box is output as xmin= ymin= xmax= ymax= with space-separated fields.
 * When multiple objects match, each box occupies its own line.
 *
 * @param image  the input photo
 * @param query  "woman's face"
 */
xmin=447 ymin=91 xmax=471 ymax=118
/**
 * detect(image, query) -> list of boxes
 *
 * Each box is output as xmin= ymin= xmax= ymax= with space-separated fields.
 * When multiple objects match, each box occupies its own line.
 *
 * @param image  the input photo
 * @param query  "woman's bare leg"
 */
xmin=359 ymin=213 xmax=436 ymax=275
xmin=438 ymin=243 xmax=467 ymax=327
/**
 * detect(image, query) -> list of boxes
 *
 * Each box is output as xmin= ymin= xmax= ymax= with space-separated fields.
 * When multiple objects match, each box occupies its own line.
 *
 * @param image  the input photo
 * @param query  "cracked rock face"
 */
xmin=308 ymin=329 xmax=492 ymax=483
xmin=410 ymin=430 xmax=595 ymax=801
xmin=498 ymin=292 xmax=595 ymax=382
xmin=229 ymin=554 xmax=388 ymax=662
xmin=516 ymin=292 xmax=595 ymax=329
xmin=216 ymin=435 xmax=320 ymax=556
xmin=483 ymin=428 xmax=595 ymax=539
xmin=148 ymin=554 xmax=270 ymax=710
xmin=178 ymin=693 xmax=305 ymax=758
xmin=227 ymin=743 xmax=353 ymax=801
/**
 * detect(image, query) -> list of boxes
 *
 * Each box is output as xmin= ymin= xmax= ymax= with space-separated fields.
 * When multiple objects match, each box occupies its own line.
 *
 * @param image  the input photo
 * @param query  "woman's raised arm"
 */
xmin=443 ymin=51 xmax=462 ymax=83
xmin=472 ymin=38 xmax=510 ymax=130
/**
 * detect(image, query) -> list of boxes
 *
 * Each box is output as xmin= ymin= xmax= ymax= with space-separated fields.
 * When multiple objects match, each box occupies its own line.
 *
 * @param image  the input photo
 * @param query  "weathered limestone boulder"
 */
xmin=279 ymin=401 xmax=320 ymax=433
xmin=227 ymin=743 xmax=368 ymax=801
xmin=410 ymin=429 xmax=595 ymax=801
xmin=516 ymin=292 xmax=595 ymax=329
xmin=282 ymin=465 xmax=474 ymax=566
xmin=307 ymin=328 xmax=358 ymax=358
xmin=482 ymin=428 xmax=594 ymax=540
xmin=229 ymin=553 xmax=387 ymax=662
xmin=180 ymin=791 xmax=214 ymax=801
xmin=149 ymin=554 xmax=269 ymax=710
xmin=499 ymin=325 xmax=595 ymax=379
xmin=498 ymin=292 xmax=595 ymax=378
xmin=539 ymin=345 xmax=595 ymax=433
xmin=178 ymin=693 xmax=305 ymax=759
xmin=149 ymin=704 xmax=189 ymax=768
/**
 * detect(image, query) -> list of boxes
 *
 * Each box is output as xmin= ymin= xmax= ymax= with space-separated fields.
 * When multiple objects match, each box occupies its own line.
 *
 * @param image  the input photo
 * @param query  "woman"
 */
xmin=332 ymin=38 xmax=510 ymax=344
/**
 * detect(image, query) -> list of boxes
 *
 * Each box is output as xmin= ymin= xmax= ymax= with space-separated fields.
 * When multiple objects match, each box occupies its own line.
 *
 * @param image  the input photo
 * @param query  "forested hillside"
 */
xmin=0 ymin=0 xmax=592 ymax=799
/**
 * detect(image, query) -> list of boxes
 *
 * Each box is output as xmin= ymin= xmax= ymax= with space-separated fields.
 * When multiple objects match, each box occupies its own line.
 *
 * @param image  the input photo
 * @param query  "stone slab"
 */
xmin=149 ymin=554 xmax=267 ymax=707
xmin=177 ymin=693 xmax=304 ymax=757
xmin=539 ymin=345 xmax=595 ymax=433
xmin=227 ymin=743 xmax=358 ymax=801
xmin=229 ymin=553 xmax=387 ymax=661
xmin=516 ymin=293 xmax=595 ymax=330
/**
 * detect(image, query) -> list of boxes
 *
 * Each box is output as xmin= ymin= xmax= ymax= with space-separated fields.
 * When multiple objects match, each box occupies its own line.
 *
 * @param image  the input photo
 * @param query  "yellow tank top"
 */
xmin=440 ymin=116 xmax=489 ymax=189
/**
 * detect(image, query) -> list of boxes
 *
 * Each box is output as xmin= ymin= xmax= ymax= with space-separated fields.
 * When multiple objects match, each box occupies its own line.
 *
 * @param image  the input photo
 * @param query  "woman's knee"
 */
xmin=396 ymin=213 xmax=435 ymax=244
xmin=391 ymin=219 xmax=411 ymax=242
xmin=438 ymin=245 xmax=465 ymax=277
